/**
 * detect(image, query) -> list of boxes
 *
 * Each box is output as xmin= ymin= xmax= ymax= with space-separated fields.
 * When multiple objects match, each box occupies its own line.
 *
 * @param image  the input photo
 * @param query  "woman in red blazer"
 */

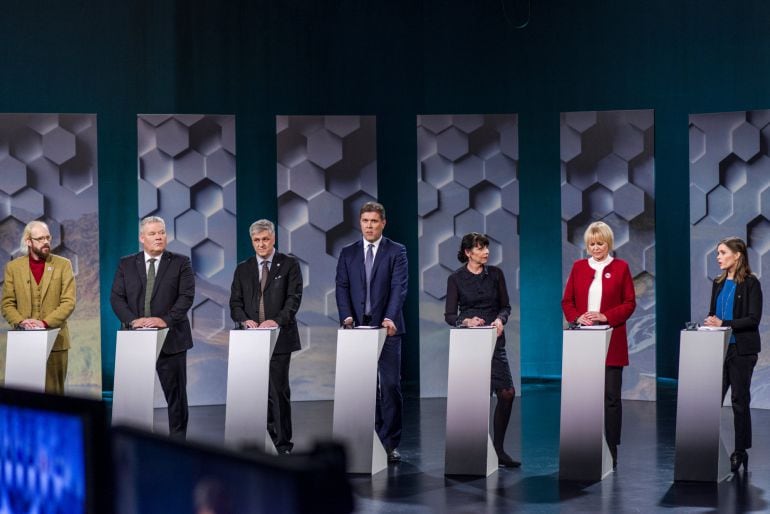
xmin=561 ymin=222 xmax=636 ymax=468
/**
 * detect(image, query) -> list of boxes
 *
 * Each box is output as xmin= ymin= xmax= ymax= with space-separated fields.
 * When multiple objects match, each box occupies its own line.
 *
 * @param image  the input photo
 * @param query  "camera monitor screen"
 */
xmin=0 ymin=387 xmax=108 ymax=514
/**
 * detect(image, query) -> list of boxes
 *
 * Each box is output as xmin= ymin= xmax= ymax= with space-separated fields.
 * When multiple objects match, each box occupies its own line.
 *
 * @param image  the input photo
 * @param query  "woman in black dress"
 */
xmin=444 ymin=232 xmax=519 ymax=468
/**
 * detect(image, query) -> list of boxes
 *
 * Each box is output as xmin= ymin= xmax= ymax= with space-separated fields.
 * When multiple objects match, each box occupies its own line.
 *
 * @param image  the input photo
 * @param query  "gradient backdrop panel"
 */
xmin=137 ymin=114 xmax=236 ymax=406
xmin=277 ymin=115 xmax=377 ymax=401
xmin=0 ymin=114 xmax=101 ymax=397
xmin=560 ymin=109 xmax=656 ymax=400
xmin=417 ymin=114 xmax=520 ymax=398
xmin=689 ymin=110 xmax=770 ymax=408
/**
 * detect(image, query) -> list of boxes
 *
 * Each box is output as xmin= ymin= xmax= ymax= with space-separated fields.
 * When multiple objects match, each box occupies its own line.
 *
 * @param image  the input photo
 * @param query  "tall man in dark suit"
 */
xmin=110 ymin=216 xmax=195 ymax=438
xmin=335 ymin=201 xmax=408 ymax=462
xmin=229 ymin=219 xmax=303 ymax=454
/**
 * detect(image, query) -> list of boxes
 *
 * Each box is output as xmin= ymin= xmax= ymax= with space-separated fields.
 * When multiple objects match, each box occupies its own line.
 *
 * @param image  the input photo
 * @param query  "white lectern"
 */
xmin=225 ymin=328 xmax=280 ymax=451
xmin=559 ymin=327 xmax=613 ymax=481
xmin=674 ymin=328 xmax=731 ymax=482
xmin=332 ymin=327 xmax=387 ymax=474
xmin=5 ymin=329 xmax=60 ymax=392
xmin=445 ymin=327 xmax=498 ymax=476
xmin=112 ymin=329 xmax=168 ymax=430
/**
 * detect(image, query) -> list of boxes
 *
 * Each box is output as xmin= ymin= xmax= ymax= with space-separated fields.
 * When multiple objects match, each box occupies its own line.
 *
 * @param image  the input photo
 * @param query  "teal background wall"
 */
xmin=2 ymin=0 xmax=770 ymax=395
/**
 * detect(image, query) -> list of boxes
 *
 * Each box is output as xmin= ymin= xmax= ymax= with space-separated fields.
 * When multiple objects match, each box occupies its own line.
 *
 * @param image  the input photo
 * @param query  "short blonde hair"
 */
xmin=583 ymin=221 xmax=614 ymax=253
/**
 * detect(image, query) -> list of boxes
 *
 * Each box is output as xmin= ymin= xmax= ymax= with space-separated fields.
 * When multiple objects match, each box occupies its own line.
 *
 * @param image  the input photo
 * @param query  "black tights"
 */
xmin=493 ymin=387 xmax=515 ymax=450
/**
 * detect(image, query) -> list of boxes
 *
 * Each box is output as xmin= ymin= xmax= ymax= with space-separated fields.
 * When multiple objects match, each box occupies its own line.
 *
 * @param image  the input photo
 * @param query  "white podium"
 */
xmin=445 ymin=327 xmax=498 ymax=476
xmin=224 ymin=328 xmax=280 ymax=451
xmin=674 ymin=328 xmax=731 ymax=482
xmin=559 ymin=327 xmax=613 ymax=481
xmin=332 ymin=327 xmax=387 ymax=474
xmin=5 ymin=329 xmax=60 ymax=392
xmin=112 ymin=329 xmax=168 ymax=430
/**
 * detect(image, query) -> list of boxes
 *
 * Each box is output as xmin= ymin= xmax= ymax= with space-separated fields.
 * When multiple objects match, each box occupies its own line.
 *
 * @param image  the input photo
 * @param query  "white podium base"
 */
xmin=112 ymin=329 xmax=168 ymax=431
xmin=332 ymin=328 xmax=387 ymax=474
xmin=445 ymin=327 xmax=498 ymax=476
xmin=674 ymin=329 xmax=731 ymax=482
xmin=5 ymin=329 xmax=60 ymax=392
xmin=559 ymin=328 xmax=613 ymax=481
xmin=225 ymin=328 xmax=280 ymax=453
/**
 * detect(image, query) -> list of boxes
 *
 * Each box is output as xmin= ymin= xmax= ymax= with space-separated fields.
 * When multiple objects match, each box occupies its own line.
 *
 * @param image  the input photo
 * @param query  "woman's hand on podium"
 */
xmin=462 ymin=316 xmax=486 ymax=328
xmin=491 ymin=318 xmax=504 ymax=337
xmin=703 ymin=315 xmax=723 ymax=327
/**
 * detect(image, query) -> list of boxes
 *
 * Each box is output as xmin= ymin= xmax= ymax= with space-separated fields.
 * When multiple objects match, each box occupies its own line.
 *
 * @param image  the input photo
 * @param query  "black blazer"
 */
xmin=110 ymin=251 xmax=196 ymax=354
xmin=229 ymin=252 xmax=303 ymax=354
xmin=709 ymin=274 xmax=763 ymax=355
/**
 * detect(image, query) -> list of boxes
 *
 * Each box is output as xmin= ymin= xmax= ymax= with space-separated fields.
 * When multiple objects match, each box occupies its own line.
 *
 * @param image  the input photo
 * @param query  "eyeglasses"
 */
xmin=30 ymin=236 xmax=52 ymax=243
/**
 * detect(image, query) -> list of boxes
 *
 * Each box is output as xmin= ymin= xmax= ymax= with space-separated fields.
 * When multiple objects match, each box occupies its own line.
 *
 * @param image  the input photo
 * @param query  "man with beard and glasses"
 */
xmin=1 ymin=220 xmax=76 ymax=394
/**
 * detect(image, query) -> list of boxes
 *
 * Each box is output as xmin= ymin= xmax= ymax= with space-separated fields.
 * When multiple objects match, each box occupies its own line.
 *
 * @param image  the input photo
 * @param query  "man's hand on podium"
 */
xmin=259 ymin=320 xmax=279 ymax=328
xmin=382 ymin=319 xmax=397 ymax=337
xmin=131 ymin=317 xmax=168 ymax=329
xmin=19 ymin=319 xmax=45 ymax=329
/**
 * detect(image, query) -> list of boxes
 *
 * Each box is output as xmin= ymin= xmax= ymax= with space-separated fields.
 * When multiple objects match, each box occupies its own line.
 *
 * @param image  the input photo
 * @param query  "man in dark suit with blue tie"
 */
xmin=229 ymin=219 xmax=303 ymax=454
xmin=110 ymin=216 xmax=195 ymax=438
xmin=335 ymin=201 xmax=408 ymax=462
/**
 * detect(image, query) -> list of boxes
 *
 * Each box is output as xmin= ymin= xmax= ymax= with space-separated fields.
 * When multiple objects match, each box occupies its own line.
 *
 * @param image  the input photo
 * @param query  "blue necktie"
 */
xmin=365 ymin=244 xmax=374 ymax=315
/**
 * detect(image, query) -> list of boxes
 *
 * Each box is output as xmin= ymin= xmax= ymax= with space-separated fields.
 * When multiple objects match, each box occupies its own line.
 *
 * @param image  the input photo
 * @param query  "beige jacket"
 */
xmin=1 ymin=254 xmax=76 ymax=351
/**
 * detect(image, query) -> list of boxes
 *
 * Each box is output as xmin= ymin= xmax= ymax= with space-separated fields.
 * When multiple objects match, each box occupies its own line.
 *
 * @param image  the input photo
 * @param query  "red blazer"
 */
xmin=561 ymin=258 xmax=636 ymax=366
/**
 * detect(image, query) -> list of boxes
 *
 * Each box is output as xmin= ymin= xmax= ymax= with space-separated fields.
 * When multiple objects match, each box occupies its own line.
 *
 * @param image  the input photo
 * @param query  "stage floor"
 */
xmin=156 ymin=381 xmax=770 ymax=513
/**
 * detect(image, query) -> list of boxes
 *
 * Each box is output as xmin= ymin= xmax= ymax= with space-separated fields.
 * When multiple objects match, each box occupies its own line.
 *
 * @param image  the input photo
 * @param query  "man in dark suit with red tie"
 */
xmin=335 ymin=201 xmax=408 ymax=462
xmin=229 ymin=219 xmax=303 ymax=454
xmin=110 ymin=216 xmax=195 ymax=438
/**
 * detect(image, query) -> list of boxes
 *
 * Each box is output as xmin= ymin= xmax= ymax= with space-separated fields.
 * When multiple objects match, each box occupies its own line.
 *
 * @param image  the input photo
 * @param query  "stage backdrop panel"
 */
xmin=277 ymin=115 xmax=377 ymax=401
xmin=689 ymin=110 xmax=770 ymax=408
xmin=137 ymin=114 xmax=236 ymax=406
xmin=560 ymin=110 xmax=656 ymax=400
xmin=417 ymin=114 xmax=520 ymax=398
xmin=0 ymin=114 xmax=101 ymax=397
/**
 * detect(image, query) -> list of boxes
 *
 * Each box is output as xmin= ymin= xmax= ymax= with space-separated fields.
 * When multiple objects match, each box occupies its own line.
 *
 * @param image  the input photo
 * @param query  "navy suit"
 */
xmin=110 ymin=251 xmax=195 ymax=437
xmin=335 ymin=237 xmax=408 ymax=450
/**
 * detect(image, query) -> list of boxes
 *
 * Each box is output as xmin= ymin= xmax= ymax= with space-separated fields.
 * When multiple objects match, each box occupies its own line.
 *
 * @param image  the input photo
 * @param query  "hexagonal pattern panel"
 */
xmin=277 ymin=115 xmax=377 ymax=401
xmin=0 ymin=113 xmax=100 ymax=395
xmin=560 ymin=109 xmax=656 ymax=401
xmin=138 ymin=114 xmax=236 ymax=407
xmin=690 ymin=109 xmax=770 ymax=408
xmin=418 ymin=114 xmax=520 ymax=399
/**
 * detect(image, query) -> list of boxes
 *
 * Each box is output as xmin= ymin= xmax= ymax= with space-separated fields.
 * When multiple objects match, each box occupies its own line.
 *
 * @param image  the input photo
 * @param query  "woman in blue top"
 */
xmin=703 ymin=237 xmax=763 ymax=472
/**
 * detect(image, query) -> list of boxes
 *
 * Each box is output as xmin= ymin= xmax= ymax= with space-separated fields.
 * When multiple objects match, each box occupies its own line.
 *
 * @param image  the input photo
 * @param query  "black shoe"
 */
xmin=731 ymin=450 xmax=748 ymax=472
xmin=277 ymin=447 xmax=292 ymax=455
xmin=609 ymin=444 xmax=618 ymax=469
xmin=387 ymin=448 xmax=401 ymax=463
xmin=496 ymin=450 xmax=521 ymax=468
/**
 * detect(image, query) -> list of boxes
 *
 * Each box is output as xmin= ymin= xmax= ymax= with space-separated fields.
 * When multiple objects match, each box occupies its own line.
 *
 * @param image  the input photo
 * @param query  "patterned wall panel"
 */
xmin=276 ymin=115 xmax=377 ymax=401
xmin=690 ymin=110 xmax=770 ymax=408
xmin=417 ymin=114 xmax=520 ymax=398
xmin=560 ymin=109 xmax=656 ymax=401
xmin=138 ymin=114 xmax=236 ymax=406
xmin=0 ymin=114 xmax=101 ymax=397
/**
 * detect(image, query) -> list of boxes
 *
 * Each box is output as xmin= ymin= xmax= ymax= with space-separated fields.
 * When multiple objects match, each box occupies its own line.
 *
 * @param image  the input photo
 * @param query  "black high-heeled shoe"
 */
xmin=730 ymin=450 xmax=748 ymax=472
xmin=495 ymin=448 xmax=521 ymax=468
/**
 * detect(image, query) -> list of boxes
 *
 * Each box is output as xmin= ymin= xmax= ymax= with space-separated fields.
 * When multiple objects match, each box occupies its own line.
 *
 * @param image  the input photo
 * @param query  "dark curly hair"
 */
xmin=457 ymin=232 xmax=490 ymax=263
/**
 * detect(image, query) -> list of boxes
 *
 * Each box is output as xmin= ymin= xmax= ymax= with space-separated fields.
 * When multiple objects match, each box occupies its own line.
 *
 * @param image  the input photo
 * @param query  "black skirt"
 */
xmin=490 ymin=341 xmax=514 ymax=392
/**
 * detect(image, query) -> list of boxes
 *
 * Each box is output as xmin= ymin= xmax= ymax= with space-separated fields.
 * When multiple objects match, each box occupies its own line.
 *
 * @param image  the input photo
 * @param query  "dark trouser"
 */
xmin=375 ymin=335 xmax=403 ymax=451
xmin=45 ymin=349 xmax=68 ymax=395
xmin=605 ymin=366 xmax=623 ymax=447
xmin=722 ymin=344 xmax=758 ymax=451
xmin=268 ymin=352 xmax=293 ymax=452
xmin=156 ymin=350 xmax=188 ymax=439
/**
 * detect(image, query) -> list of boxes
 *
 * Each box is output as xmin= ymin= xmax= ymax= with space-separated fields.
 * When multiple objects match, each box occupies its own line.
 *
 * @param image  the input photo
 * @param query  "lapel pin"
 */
xmin=604 ymin=272 xmax=611 ymax=279
xmin=48 ymin=267 xmax=53 ymax=271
